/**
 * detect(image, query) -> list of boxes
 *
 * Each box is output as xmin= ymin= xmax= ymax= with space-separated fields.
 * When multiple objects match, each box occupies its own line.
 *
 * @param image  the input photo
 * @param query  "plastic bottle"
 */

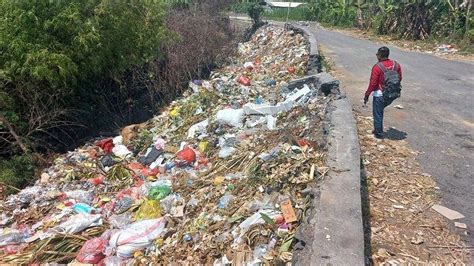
xmin=218 ymin=193 xmax=234 ymax=209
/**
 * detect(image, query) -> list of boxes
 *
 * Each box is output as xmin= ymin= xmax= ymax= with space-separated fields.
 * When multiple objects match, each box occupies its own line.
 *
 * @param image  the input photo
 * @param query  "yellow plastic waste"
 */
xmin=213 ymin=176 xmax=224 ymax=186
xmin=198 ymin=141 xmax=209 ymax=153
xmin=134 ymin=199 xmax=162 ymax=221
xmin=170 ymin=106 xmax=180 ymax=117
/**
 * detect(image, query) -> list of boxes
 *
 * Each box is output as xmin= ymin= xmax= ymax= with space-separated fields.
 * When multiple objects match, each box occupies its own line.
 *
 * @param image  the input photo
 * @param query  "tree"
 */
xmin=0 ymin=0 xmax=170 ymax=154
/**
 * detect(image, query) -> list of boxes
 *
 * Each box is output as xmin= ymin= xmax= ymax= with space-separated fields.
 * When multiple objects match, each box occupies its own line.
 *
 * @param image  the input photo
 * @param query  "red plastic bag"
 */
xmin=176 ymin=147 xmax=196 ymax=165
xmin=89 ymin=174 xmax=105 ymax=186
xmin=287 ymin=66 xmax=296 ymax=74
xmin=297 ymin=139 xmax=311 ymax=147
xmin=96 ymin=138 xmax=114 ymax=153
xmin=140 ymin=167 xmax=159 ymax=177
xmin=128 ymin=162 xmax=144 ymax=170
xmin=76 ymin=237 xmax=107 ymax=263
xmin=237 ymin=76 xmax=251 ymax=86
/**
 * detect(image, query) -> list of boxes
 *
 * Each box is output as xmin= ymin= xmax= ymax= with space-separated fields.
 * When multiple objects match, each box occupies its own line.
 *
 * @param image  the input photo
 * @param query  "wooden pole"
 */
xmin=286 ymin=0 xmax=292 ymax=22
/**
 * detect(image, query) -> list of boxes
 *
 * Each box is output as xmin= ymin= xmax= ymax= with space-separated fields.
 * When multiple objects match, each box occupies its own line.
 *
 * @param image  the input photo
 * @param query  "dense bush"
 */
xmin=0 ymin=155 xmax=34 ymax=196
xmin=316 ymin=1 xmax=471 ymax=43
xmin=0 ymin=0 xmax=170 ymax=154
xmin=0 ymin=0 xmax=239 ymax=195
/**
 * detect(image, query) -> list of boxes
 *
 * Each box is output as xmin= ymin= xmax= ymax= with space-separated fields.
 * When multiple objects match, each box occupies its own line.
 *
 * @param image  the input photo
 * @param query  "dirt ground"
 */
xmin=356 ymin=113 xmax=470 ymax=264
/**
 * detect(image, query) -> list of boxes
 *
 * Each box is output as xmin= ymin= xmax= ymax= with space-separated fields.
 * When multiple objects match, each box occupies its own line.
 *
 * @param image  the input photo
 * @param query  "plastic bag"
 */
xmin=0 ymin=232 xmax=29 ymax=247
xmin=108 ymin=218 xmax=167 ymax=258
xmin=96 ymin=138 xmax=114 ymax=153
xmin=187 ymin=119 xmax=209 ymax=139
xmin=218 ymin=193 xmax=234 ymax=209
xmin=266 ymin=115 xmax=277 ymax=130
xmin=103 ymin=256 xmax=124 ymax=266
xmin=2 ymin=243 xmax=28 ymax=254
xmin=244 ymin=62 xmax=255 ymax=70
xmin=112 ymin=145 xmax=132 ymax=158
xmin=50 ymin=214 xmax=102 ymax=235
xmin=237 ymin=75 xmax=251 ymax=86
xmin=232 ymin=210 xmax=280 ymax=245
xmin=198 ymin=141 xmax=209 ymax=153
xmin=134 ymin=200 xmax=162 ymax=221
xmin=88 ymin=174 xmax=105 ymax=186
xmin=138 ymin=146 xmax=163 ymax=166
xmin=160 ymin=194 xmax=185 ymax=216
xmin=148 ymin=183 xmax=172 ymax=201
xmin=216 ymin=109 xmax=244 ymax=128
xmin=112 ymin=136 xmax=123 ymax=145
xmin=73 ymin=203 xmax=96 ymax=214
xmin=76 ymin=237 xmax=107 ymax=263
xmin=109 ymin=213 xmax=132 ymax=229
xmin=218 ymin=146 xmax=236 ymax=158
xmin=175 ymin=147 xmax=196 ymax=165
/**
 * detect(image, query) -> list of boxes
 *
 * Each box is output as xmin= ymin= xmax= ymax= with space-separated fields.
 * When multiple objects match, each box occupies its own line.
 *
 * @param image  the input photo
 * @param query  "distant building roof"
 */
xmin=266 ymin=2 xmax=306 ymax=8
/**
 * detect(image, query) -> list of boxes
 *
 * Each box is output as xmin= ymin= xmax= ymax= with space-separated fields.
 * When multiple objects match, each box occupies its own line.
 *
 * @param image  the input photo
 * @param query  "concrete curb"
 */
xmin=288 ymin=24 xmax=365 ymax=265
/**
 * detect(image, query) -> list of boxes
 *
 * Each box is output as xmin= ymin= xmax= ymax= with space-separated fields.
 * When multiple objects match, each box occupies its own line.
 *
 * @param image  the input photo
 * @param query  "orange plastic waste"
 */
xmin=237 ymin=76 xmax=251 ymax=86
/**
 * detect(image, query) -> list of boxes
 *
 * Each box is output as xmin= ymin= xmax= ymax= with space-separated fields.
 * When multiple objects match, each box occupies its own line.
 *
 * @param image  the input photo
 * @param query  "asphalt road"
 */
xmin=307 ymin=25 xmax=474 ymax=245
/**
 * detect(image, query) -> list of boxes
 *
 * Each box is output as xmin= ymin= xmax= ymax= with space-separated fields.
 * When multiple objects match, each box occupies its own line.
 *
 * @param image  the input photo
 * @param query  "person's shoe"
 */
xmin=374 ymin=134 xmax=384 ymax=139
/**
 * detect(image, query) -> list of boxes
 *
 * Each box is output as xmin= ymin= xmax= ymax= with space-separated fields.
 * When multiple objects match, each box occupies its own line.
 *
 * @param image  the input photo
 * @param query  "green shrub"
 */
xmin=0 ymin=0 xmax=170 ymax=154
xmin=0 ymin=156 xmax=34 ymax=196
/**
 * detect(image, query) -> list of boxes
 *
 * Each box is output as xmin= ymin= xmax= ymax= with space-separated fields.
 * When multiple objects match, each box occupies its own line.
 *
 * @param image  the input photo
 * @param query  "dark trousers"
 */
xmin=373 ymin=96 xmax=384 ymax=137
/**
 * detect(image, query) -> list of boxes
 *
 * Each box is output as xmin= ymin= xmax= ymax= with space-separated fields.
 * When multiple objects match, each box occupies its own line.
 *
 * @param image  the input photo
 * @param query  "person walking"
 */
xmin=364 ymin=47 xmax=402 ymax=139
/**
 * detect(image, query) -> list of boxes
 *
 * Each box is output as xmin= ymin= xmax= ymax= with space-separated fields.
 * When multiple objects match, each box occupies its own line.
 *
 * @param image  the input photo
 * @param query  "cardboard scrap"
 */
xmin=431 ymin=204 xmax=465 ymax=220
xmin=280 ymin=199 xmax=297 ymax=223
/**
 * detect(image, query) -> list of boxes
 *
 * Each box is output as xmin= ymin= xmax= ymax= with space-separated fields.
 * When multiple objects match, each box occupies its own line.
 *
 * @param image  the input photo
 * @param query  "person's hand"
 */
xmin=364 ymin=95 xmax=369 ymax=105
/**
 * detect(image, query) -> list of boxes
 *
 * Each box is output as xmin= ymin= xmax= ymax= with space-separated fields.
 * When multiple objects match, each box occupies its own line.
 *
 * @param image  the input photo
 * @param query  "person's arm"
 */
xmin=365 ymin=64 xmax=380 ymax=97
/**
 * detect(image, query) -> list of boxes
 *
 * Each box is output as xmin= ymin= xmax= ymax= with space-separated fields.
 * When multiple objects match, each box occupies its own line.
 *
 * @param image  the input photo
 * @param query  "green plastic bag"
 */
xmin=148 ymin=185 xmax=171 ymax=200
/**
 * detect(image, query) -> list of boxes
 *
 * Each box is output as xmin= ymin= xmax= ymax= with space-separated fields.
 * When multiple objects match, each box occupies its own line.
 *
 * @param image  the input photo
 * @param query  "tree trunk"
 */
xmin=0 ymin=113 xmax=29 ymax=154
xmin=466 ymin=0 xmax=472 ymax=38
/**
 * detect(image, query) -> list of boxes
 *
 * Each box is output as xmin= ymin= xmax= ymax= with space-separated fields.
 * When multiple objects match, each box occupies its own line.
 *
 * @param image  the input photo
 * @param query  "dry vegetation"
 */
xmin=356 ymin=113 xmax=470 ymax=264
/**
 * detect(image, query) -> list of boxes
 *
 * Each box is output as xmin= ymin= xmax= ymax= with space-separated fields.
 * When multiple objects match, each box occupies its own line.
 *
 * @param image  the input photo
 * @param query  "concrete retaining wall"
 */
xmin=287 ymin=23 xmax=365 ymax=265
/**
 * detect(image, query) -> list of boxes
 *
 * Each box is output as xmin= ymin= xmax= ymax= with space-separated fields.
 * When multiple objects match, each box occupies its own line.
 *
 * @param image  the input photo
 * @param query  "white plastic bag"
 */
xmin=187 ymin=119 xmax=209 ymax=139
xmin=112 ymin=145 xmax=132 ymax=158
xmin=113 ymin=136 xmax=123 ymax=145
xmin=50 ymin=214 xmax=102 ymax=235
xmin=108 ymin=218 xmax=167 ymax=258
xmin=231 ymin=210 xmax=280 ymax=245
xmin=243 ymin=102 xmax=293 ymax=116
xmin=216 ymin=108 xmax=244 ymax=127
xmin=266 ymin=115 xmax=277 ymax=130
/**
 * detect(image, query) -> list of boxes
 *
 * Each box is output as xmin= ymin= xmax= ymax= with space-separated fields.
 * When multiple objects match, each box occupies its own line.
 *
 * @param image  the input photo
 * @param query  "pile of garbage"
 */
xmin=0 ymin=25 xmax=335 ymax=265
xmin=434 ymin=44 xmax=458 ymax=54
